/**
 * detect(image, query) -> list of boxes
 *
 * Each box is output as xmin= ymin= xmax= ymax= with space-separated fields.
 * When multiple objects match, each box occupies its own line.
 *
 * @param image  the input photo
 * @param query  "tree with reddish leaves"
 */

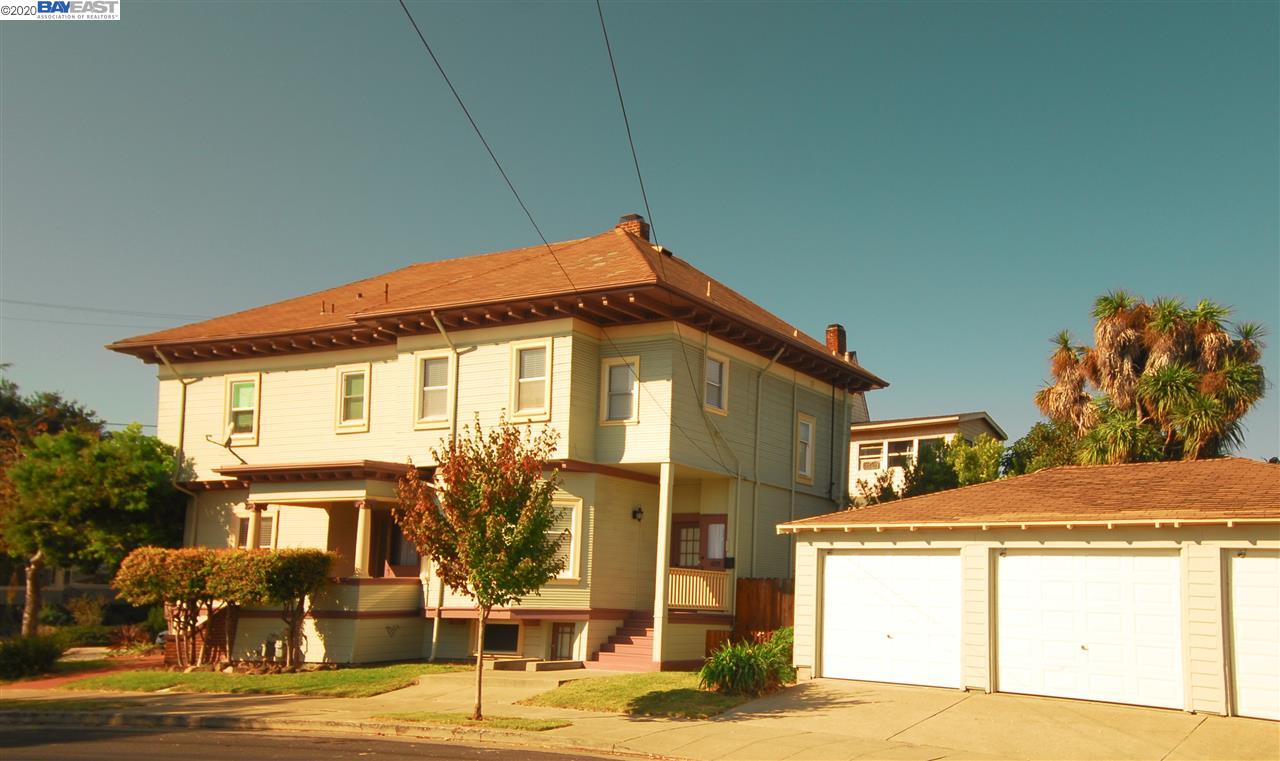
xmin=395 ymin=416 xmax=565 ymax=721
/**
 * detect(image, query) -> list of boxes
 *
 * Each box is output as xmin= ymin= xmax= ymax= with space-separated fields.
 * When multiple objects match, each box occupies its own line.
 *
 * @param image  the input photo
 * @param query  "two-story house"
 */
xmin=108 ymin=214 xmax=886 ymax=670
xmin=850 ymin=412 xmax=1006 ymax=498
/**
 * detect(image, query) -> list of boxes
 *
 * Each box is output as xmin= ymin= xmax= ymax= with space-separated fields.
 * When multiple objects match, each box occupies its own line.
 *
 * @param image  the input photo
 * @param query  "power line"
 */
xmin=595 ymin=0 xmax=739 ymax=471
xmin=0 ymin=298 xmax=210 ymax=321
xmin=0 ymin=316 xmax=176 ymax=330
xmin=391 ymin=0 xmax=732 ymax=475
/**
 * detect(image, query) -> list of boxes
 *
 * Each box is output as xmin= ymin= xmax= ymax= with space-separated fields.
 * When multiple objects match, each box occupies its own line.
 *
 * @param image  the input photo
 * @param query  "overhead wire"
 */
xmin=395 ymin=0 xmax=733 ymax=474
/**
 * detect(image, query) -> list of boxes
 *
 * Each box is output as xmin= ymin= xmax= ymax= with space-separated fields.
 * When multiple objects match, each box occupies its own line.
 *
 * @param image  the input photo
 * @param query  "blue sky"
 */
xmin=1 ymin=1 xmax=1277 ymax=458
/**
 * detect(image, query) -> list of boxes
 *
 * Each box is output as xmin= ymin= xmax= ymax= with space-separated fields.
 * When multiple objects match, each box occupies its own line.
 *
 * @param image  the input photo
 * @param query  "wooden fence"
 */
xmin=705 ymin=577 xmax=795 ymax=655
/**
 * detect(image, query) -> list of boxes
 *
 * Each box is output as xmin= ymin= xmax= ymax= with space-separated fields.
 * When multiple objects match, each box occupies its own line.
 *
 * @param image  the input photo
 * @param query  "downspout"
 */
xmin=154 ymin=349 xmax=199 ymax=541
xmin=427 ymin=312 xmax=474 ymax=661
xmin=749 ymin=346 xmax=784 ymax=577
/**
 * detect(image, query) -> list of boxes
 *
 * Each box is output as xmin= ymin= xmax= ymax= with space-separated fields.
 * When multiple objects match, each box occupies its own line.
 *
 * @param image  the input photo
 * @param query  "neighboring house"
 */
xmin=108 ymin=214 xmax=887 ymax=670
xmin=849 ymin=411 xmax=1006 ymax=496
xmin=780 ymin=457 xmax=1280 ymax=721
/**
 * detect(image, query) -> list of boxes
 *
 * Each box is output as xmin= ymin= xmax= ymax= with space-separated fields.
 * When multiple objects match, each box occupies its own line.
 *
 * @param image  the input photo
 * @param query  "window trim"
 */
xmin=510 ymin=338 xmax=553 ymax=422
xmin=413 ymin=349 xmax=454 ymax=431
xmin=796 ymin=412 xmax=816 ymax=484
xmin=548 ymin=496 xmax=583 ymax=581
xmin=857 ymin=441 xmax=885 ymax=471
xmin=334 ymin=362 xmax=371 ymax=433
xmin=473 ymin=621 xmax=524 ymax=656
xmin=235 ymin=510 xmax=276 ymax=549
xmin=703 ymin=352 xmax=730 ymax=416
xmin=224 ymin=372 xmax=261 ymax=446
xmin=599 ymin=355 xmax=641 ymax=425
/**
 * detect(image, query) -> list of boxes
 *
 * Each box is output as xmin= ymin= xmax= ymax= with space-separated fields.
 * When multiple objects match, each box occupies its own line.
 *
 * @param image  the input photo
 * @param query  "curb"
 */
xmin=0 ymin=711 xmax=671 ymax=760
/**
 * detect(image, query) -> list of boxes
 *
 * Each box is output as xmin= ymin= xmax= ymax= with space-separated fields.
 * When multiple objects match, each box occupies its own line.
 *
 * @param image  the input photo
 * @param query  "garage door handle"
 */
xmin=1080 ymin=644 xmax=1088 ymax=651
xmin=886 ymin=634 xmax=893 ymax=639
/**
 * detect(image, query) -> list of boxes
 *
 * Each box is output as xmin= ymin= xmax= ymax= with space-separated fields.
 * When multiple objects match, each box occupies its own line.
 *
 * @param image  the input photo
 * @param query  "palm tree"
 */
xmin=1037 ymin=292 xmax=1267 ymax=463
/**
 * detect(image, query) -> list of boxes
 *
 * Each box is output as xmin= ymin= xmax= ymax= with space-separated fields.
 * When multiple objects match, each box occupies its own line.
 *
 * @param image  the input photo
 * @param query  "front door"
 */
xmin=671 ymin=514 xmax=727 ymax=571
xmin=550 ymin=622 xmax=575 ymax=661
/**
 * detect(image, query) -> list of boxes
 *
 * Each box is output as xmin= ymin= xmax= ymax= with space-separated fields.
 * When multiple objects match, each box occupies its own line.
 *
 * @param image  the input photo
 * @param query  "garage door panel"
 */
xmin=1230 ymin=553 xmax=1280 ymax=720
xmin=821 ymin=552 xmax=961 ymax=689
xmin=997 ymin=551 xmax=1184 ymax=710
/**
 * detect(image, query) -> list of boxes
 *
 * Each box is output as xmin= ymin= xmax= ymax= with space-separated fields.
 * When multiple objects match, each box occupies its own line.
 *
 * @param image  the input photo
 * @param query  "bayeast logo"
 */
xmin=38 ymin=0 xmax=120 ymax=19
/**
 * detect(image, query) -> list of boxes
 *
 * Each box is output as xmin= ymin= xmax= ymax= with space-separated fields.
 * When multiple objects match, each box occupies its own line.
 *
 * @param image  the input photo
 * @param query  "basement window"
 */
xmin=482 ymin=623 xmax=520 ymax=654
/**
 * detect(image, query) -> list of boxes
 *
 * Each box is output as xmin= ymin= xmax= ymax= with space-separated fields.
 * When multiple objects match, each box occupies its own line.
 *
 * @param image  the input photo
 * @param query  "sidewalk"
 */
xmin=2 ymin=670 xmax=1277 ymax=760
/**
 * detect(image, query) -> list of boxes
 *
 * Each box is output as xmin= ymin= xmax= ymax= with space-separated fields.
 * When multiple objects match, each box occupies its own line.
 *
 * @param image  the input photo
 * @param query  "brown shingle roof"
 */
xmin=780 ymin=458 xmax=1280 ymax=531
xmin=108 ymin=225 xmax=886 ymax=390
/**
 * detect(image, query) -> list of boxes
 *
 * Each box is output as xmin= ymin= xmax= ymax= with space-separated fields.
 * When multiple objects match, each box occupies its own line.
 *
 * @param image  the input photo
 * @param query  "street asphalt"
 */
xmin=0 ymin=726 xmax=612 ymax=761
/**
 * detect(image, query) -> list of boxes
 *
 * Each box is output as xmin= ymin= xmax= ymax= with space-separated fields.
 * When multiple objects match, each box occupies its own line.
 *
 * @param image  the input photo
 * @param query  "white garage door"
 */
xmin=1230 ymin=552 xmax=1280 ymax=720
xmin=821 ymin=551 xmax=961 ymax=688
xmin=997 ymin=551 xmax=1183 ymax=709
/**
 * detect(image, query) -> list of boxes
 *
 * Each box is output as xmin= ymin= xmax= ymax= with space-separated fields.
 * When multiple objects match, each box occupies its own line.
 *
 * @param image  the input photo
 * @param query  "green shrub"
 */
xmin=38 ymin=604 xmax=72 ymax=627
xmin=52 ymin=624 xmax=113 ymax=649
xmin=65 ymin=595 xmax=107 ymax=626
xmin=698 ymin=627 xmax=795 ymax=696
xmin=0 ymin=635 xmax=65 ymax=680
xmin=144 ymin=605 xmax=167 ymax=636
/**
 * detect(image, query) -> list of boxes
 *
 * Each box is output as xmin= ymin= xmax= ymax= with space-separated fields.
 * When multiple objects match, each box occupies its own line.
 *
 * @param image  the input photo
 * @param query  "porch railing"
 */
xmin=667 ymin=568 xmax=730 ymax=611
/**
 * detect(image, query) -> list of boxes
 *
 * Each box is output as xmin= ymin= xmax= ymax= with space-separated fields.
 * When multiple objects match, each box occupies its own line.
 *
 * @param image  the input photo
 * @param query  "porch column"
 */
xmin=246 ymin=502 xmax=262 ymax=550
xmin=652 ymin=462 xmax=674 ymax=666
xmin=353 ymin=500 xmax=372 ymax=577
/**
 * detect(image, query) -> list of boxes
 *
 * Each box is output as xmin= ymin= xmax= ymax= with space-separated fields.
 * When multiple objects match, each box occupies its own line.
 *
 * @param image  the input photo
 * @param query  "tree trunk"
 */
xmin=473 ymin=609 xmax=488 ymax=721
xmin=20 ymin=550 xmax=44 ymax=637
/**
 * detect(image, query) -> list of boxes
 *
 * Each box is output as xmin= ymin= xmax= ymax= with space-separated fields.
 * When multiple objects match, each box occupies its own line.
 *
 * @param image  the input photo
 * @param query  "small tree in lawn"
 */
xmin=395 ymin=416 xmax=565 ymax=721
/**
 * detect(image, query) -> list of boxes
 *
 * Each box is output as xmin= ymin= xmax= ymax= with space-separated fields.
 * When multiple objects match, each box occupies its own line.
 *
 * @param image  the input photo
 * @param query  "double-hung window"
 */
xmin=414 ymin=351 xmax=452 ymax=429
xmin=335 ymin=364 xmax=370 ymax=432
xmin=511 ymin=340 xmax=551 ymax=419
xmin=887 ymin=440 xmax=914 ymax=469
xmin=548 ymin=500 xmax=580 ymax=579
xmin=796 ymin=412 xmax=816 ymax=483
xmin=704 ymin=353 xmax=728 ymax=414
xmin=601 ymin=356 xmax=639 ymax=423
xmin=236 ymin=514 xmax=273 ymax=549
xmin=225 ymin=373 xmax=260 ymax=444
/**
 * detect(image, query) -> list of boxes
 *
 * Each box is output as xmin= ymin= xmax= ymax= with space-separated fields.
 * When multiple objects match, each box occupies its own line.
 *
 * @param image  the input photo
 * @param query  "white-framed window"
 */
xmin=414 ymin=350 xmax=453 ymax=429
xmin=511 ymin=339 xmax=552 ymax=420
xmin=600 ymin=356 xmax=640 ymax=424
xmin=225 ymin=373 xmax=261 ymax=445
xmin=796 ymin=412 xmax=816 ymax=483
xmin=335 ymin=363 xmax=370 ymax=433
xmin=548 ymin=499 xmax=581 ymax=580
xmin=704 ymin=352 xmax=729 ymax=415
xmin=857 ymin=442 xmax=884 ymax=471
xmin=887 ymin=439 xmax=914 ymax=469
xmin=236 ymin=514 xmax=274 ymax=549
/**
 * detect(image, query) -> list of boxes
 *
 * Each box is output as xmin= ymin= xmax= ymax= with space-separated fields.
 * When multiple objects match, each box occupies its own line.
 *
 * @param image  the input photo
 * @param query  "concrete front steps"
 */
xmin=490 ymin=657 xmax=584 ymax=672
xmin=586 ymin=613 xmax=658 ymax=672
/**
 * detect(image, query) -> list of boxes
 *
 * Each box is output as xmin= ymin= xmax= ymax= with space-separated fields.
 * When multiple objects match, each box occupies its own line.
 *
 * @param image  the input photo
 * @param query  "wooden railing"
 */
xmin=667 ymin=568 xmax=730 ymax=611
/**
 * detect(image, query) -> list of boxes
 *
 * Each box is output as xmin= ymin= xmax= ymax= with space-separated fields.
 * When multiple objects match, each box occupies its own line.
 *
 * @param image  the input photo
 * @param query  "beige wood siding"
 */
xmin=275 ymin=505 xmax=329 ymax=549
xmin=661 ymin=621 xmax=731 ymax=661
xmin=588 ymin=475 xmax=659 ymax=612
xmin=792 ymin=526 xmax=1277 ymax=716
xmin=350 ymin=618 xmax=426 ymax=663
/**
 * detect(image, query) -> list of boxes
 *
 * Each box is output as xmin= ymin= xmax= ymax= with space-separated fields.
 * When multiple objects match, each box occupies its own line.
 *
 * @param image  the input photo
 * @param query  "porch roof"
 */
xmin=212 ymin=459 xmax=427 ymax=483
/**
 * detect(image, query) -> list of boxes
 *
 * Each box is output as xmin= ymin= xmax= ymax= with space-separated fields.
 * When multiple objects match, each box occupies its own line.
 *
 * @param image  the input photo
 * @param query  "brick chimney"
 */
xmin=615 ymin=213 xmax=650 ymax=241
xmin=826 ymin=323 xmax=847 ymax=355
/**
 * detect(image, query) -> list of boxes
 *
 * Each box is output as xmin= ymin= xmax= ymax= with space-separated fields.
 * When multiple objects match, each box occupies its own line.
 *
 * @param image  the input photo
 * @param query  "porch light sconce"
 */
xmin=631 ymin=505 xmax=644 ymax=522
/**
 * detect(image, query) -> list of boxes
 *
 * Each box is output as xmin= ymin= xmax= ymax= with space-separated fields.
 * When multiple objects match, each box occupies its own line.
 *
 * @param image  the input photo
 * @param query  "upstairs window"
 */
xmin=225 ymin=373 xmax=260 ymax=444
xmin=796 ymin=413 xmax=816 ymax=483
xmin=704 ymin=353 xmax=728 ymax=414
xmin=858 ymin=442 xmax=884 ymax=471
xmin=887 ymin=440 xmax=914 ymax=469
xmin=415 ymin=352 xmax=451 ymax=428
xmin=601 ymin=356 xmax=639 ymax=423
xmin=512 ymin=340 xmax=551 ymax=419
xmin=335 ymin=364 xmax=370 ymax=432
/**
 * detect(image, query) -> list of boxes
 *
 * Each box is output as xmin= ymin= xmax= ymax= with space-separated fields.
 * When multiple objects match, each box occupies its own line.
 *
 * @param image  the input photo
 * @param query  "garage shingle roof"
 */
xmin=780 ymin=457 xmax=1280 ymax=531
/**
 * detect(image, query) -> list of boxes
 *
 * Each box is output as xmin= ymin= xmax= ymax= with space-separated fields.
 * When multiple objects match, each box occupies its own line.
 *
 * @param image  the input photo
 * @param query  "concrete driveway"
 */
xmin=709 ymin=679 xmax=1280 ymax=761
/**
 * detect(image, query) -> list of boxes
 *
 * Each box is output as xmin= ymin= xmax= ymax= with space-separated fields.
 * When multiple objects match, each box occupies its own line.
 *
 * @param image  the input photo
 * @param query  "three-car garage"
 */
xmin=785 ymin=458 xmax=1280 ymax=720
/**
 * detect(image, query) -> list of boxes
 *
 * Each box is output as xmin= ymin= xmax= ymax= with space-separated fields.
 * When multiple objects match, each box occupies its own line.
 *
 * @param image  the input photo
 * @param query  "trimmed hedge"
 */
xmin=114 ymin=547 xmax=332 ymax=668
xmin=0 ymin=635 xmax=65 ymax=680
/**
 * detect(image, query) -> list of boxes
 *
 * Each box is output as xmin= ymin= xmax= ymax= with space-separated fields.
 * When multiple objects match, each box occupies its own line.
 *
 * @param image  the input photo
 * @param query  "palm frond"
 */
xmin=1092 ymin=290 xmax=1139 ymax=320
xmin=1171 ymin=393 xmax=1228 ymax=460
xmin=1190 ymin=299 xmax=1232 ymax=328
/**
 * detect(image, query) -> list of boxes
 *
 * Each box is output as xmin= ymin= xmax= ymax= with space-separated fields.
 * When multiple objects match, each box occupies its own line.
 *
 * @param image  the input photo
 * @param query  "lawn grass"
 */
xmin=0 ymin=659 xmax=113 ymax=686
xmin=62 ymin=662 xmax=468 ymax=698
xmin=374 ymin=711 xmax=570 ymax=732
xmin=0 ymin=697 xmax=143 ymax=712
xmin=519 ymin=672 xmax=750 ymax=719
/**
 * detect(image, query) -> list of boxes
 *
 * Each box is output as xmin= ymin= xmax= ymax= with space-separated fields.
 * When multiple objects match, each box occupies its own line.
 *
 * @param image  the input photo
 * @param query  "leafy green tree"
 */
xmin=5 ymin=425 xmax=184 ymax=635
xmin=946 ymin=434 xmax=1004 ymax=485
xmin=1002 ymin=420 xmax=1080 ymax=476
xmin=1036 ymin=292 xmax=1267 ymax=463
xmin=900 ymin=441 xmax=959 ymax=497
xmin=395 ymin=416 xmax=565 ymax=721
